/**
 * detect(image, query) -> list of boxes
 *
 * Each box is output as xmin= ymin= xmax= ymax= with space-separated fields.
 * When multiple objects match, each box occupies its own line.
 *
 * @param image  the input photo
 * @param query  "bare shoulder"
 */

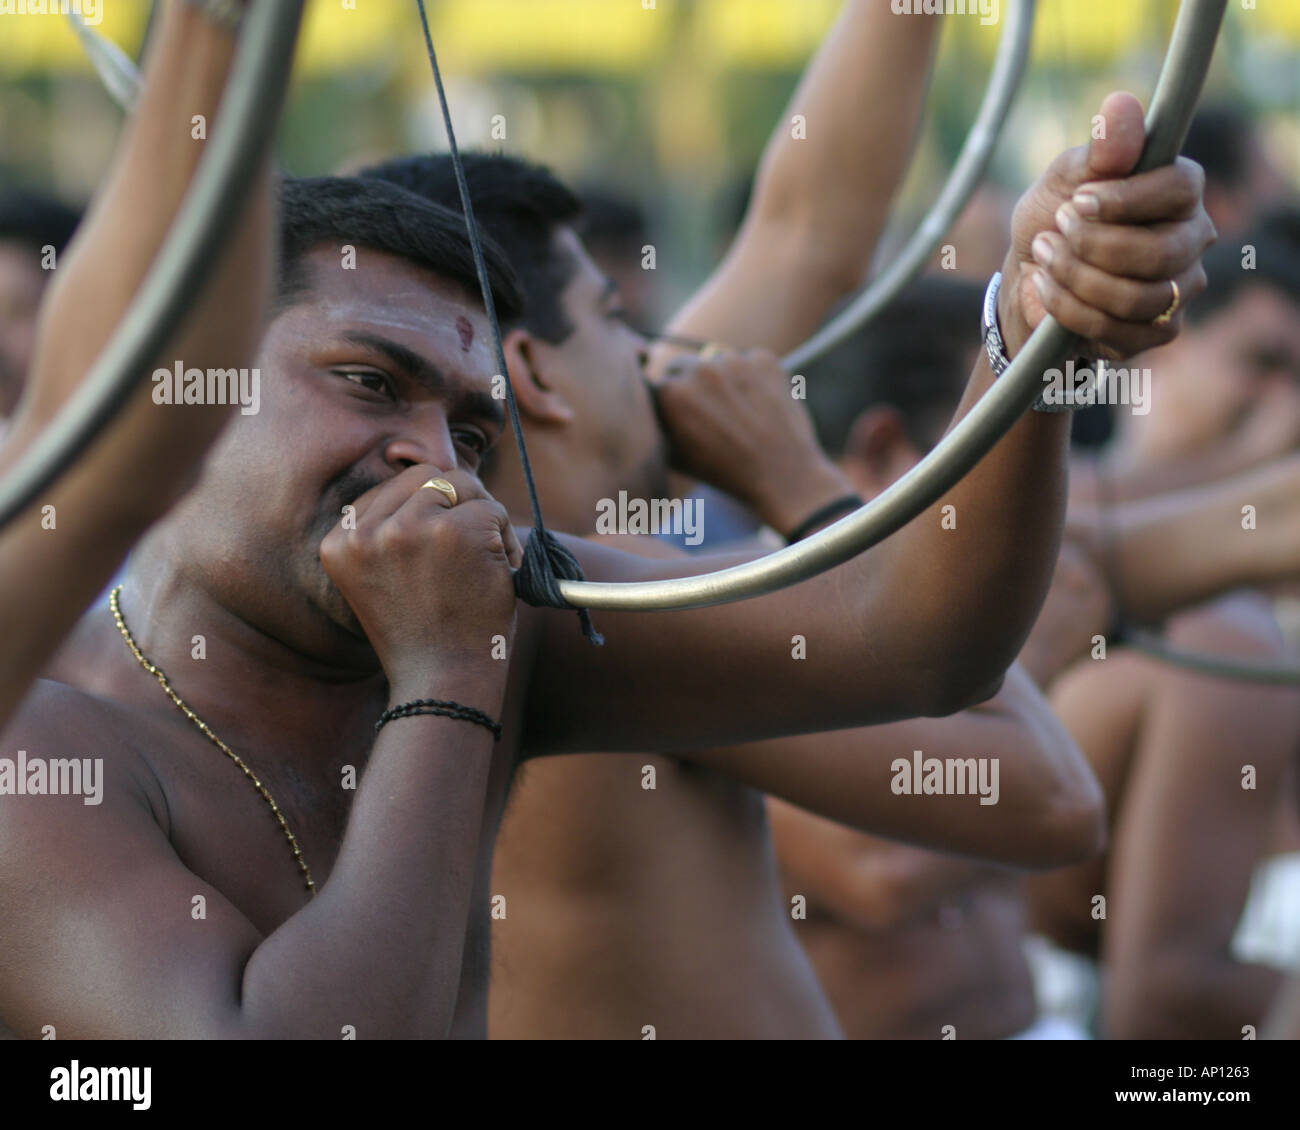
xmin=0 ymin=678 xmax=255 ymax=1039
xmin=0 ymin=677 xmax=168 ymax=840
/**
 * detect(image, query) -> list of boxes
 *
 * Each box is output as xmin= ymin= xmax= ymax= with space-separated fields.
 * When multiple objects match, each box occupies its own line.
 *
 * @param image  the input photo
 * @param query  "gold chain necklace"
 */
xmin=110 ymin=585 xmax=317 ymax=895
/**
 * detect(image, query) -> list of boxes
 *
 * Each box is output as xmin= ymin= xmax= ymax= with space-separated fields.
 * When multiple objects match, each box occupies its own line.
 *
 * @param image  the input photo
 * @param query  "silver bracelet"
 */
xmin=179 ymin=0 xmax=246 ymax=35
xmin=982 ymin=272 xmax=1086 ymax=414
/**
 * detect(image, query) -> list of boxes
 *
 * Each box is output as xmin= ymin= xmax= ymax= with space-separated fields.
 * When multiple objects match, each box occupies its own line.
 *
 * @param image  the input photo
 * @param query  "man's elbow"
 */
xmin=917 ymin=668 xmax=1008 ymax=719
xmin=1027 ymin=781 xmax=1107 ymax=870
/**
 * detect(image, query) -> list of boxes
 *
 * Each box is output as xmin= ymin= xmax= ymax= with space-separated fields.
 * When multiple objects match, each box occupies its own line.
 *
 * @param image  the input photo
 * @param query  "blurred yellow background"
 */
xmin=2 ymin=0 xmax=1297 ymax=314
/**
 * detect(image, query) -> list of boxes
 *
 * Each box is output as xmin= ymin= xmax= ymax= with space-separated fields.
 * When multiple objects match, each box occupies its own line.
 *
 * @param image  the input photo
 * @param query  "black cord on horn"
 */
xmin=413 ymin=0 xmax=601 ymax=645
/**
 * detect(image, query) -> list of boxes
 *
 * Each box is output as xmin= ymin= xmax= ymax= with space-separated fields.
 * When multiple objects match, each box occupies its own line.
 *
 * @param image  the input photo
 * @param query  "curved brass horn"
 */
xmin=557 ymin=0 xmax=1230 ymax=612
xmin=0 ymin=1 xmax=304 ymax=530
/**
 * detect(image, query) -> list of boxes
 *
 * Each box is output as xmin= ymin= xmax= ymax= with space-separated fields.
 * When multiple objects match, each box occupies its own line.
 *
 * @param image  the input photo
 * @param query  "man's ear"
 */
xmin=842 ymin=405 xmax=918 ymax=492
xmin=502 ymin=327 xmax=575 ymax=426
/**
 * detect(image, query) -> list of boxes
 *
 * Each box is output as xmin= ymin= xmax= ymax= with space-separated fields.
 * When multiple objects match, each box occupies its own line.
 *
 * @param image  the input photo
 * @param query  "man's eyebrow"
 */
xmin=342 ymin=331 xmax=448 ymax=394
xmin=341 ymin=330 xmax=505 ymax=429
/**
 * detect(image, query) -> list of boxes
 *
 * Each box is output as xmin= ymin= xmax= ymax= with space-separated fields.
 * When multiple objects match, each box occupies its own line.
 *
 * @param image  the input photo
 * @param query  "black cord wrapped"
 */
xmin=415 ymin=0 xmax=601 ymax=645
xmin=514 ymin=529 xmax=604 ymax=645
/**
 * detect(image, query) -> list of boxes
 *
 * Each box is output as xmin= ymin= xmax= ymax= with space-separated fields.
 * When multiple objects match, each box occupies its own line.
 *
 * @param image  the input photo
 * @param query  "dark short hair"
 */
xmin=276 ymin=175 xmax=523 ymax=324
xmin=1183 ymin=103 xmax=1257 ymax=191
xmin=805 ymin=276 xmax=984 ymax=456
xmin=358 ymin=152 xmax=583 ymax=343
xmin=576 ymin=185 xmax=647 ymax=254
xmin=0 ymin=188 xmax=81 ymax=255
xmin=1187 ymin=206 xmax=1300 ymax=327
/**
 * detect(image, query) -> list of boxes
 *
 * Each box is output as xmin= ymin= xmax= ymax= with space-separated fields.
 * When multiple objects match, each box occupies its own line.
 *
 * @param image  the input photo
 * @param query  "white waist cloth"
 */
xmin=1232 ymin=852 xmax=1300 ymax=970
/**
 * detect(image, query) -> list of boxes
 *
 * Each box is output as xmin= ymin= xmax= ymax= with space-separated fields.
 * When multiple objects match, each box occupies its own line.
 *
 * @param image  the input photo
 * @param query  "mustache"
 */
xmin=315 ymin=466 xmax=386 ymax=532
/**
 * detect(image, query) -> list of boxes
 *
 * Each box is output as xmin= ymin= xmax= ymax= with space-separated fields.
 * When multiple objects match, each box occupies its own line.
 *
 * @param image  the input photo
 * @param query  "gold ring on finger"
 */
xmin=420 ymin=478 xmax=458 ymax=506
xmin=1152 ymin=279 xmax=1181 ymax=326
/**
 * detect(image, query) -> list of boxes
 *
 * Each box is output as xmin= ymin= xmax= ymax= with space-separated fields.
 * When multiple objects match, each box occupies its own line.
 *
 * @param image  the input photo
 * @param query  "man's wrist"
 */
xmin=750 ymin=459 xmax=858 ymax=536
xmin=385 ymin=656 xmax=510 ymax=719
xmin=996 ymin=253 xmax=1034 ymax=359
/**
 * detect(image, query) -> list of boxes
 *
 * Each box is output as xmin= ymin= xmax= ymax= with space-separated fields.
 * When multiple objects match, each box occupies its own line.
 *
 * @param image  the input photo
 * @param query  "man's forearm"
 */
xmin=1072 ymin=440 xmax=1271 ymax=507
xmin=0 ymin=1 xmax=280 ymax=726
xmin=856 ymin=352 xmax=1072 ymax=712
xmin=667 ymin=1 xmax=940 ymax=352
xmin=237 ymin=674 xmax=502 ymax=1039
xmin=5 ymin=0 xmax=269 ymax=455
xmin=703 ymin=663 xmax=1100 ymax=867
xmin=1073 ymin=455 xmax=1300 ymax=625
xmin=770 ymin=804 xmax=1002 ymax=932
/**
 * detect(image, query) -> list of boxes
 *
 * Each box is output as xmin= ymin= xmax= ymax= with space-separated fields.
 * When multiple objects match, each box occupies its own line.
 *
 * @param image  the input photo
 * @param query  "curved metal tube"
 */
xmin=560 ymin=0 xmax=1229 ymax=612
xmin=0 ymin=1 xmax=304 ymax=532
xmin=783 ymin=0 xmax=1036 ymax=373
xmin=66 ymin=8 xmax=142 ymax=111
xmin=1125 ymin=629 xmax=1300 ymax=685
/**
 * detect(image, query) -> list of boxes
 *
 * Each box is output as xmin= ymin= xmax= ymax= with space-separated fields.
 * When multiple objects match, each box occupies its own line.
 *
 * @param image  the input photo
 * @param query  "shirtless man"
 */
xmin=1028 ymin=212 xmax=1300 ymax=1038
xmin=1068 ymin=209 xmax=1300 ymax=504
xmin=365 ymin=156 xmax=1103 ymax=1036
xmin=764 ymin=279 xmax=1111 ymax=1040
xmin=0 ymin=24 xmax=1213 ymax=1041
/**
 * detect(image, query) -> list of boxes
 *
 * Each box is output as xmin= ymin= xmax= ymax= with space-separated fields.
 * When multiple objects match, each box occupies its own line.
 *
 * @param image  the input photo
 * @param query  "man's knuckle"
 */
xmin=1153 ymin=244 xmax=1180 ymax=278
xmin=1087 ymin=309 xmax=1113 ymax=341
xmin=1115 ymin=284 xmax=1147 ymax=321
xmin=1051 ymin=247 xmax=1079 ymax=288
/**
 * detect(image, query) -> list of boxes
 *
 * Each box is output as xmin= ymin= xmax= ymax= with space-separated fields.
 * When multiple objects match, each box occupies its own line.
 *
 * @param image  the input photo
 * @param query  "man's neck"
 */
xmin=101 ymin=555 xmax=388 ymax=763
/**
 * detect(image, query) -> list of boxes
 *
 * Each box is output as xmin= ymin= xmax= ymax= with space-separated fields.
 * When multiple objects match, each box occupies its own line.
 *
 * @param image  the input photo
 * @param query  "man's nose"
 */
xmin=382 ymin=413 xmax=459 ymax=473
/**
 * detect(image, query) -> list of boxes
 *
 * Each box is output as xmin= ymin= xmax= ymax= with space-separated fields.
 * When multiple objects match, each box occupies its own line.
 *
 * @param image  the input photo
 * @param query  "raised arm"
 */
xmin=532 ymin=516 xmax=1101 ymax=865
xmin=528 ymin=95 xmax=1215 ymax=754
xmin=666 ymin=1 xmax=940 ymax=353
xmin=1070 ymin=454 xmax=1300 ymax=625
xmin=0 ymin=0 xmax=285 ymax=726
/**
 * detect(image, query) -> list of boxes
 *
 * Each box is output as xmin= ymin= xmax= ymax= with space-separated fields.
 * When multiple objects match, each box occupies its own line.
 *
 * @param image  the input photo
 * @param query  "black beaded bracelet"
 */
xmin=784 ymin=494 xmax=864 ymax=545
xmin=376 ymin=698 xmax=502 ymax=742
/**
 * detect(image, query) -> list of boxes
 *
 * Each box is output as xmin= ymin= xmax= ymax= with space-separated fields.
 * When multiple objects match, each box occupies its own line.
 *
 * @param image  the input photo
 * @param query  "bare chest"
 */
xmin=140 ymin=716 xmax=515 ymax=1036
